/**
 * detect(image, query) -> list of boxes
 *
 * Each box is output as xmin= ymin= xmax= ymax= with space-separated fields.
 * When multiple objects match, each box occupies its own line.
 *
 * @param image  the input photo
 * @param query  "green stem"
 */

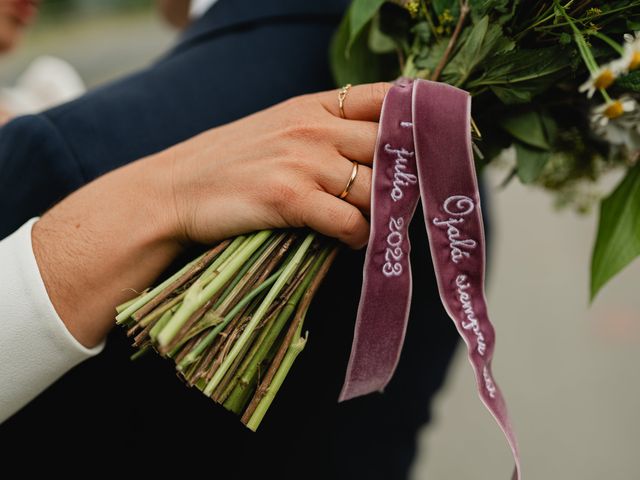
xmin=517 ymin=0 xmax=577 ymax=39
xmin=150 ymin=308 xmax=176 ymax=342
xmin=115 ymin=294 xmax=144 ymax=314
xmin=199 ymin=235 xmax=252 ymax=285
xmin=130 ymin=344 xmax=151 ymax=361
xmin=157 ymin=231 xmax=272 ymax=347
xmin=223 ymin=247 xmax=330 ymax=410
xmin=138 ymin=292 xmax=184 ymax=327
xmin=554 ymin=2 xmax=598 ymax=73
xmin=176 ymin=262 xmax=288 ymax=371
xmin=591 ymin=31 xmax=625 ymax=55
xmin=241 ymin=245 xmax=339 ymax=424
xmin=132 ymin=242 xmax=230 ymax=322
xmin=430 ymin=0 xmax=469 ymax=83
xmin=115 ymin=252 xmax=206 ymax=324
xmin=532 ymin=3 xmax=640 ymax=33
xmin=600 ymin=88 xmax=613 ymax=103
xmin=421 ymin=1 xmax=439 ymax=41
xmin=202 ymin=232 xmax=316 ymax=396
xmin=246 ymin=318 xmax=308 ymax=431
xmin=212 ymin=232 xmax=282 ymax=313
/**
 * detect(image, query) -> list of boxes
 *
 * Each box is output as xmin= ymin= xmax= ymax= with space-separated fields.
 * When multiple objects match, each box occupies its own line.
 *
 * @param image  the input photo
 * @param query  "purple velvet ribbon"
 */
xmin=339 ymin=79 xmax=521 ymax=479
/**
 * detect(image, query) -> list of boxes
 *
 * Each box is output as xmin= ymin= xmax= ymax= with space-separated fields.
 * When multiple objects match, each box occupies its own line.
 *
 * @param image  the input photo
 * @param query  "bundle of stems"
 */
xmin=115 ymin=229 xmax=339 ymax=430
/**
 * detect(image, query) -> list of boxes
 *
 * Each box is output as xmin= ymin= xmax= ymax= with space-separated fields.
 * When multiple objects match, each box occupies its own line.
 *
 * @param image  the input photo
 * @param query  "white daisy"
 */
xmin=591 ymin=96 xmax=637 ymax=127
xmin=619 ymin=32 xmax=640 ymax=72
xmin=579 ymin=64 xmax=623 ymax=98
xmin=623 ymin=31 xmax=640 ymax=44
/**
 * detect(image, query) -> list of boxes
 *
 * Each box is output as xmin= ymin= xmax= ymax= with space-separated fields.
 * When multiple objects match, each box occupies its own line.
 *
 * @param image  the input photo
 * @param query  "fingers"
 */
xmin=316 ymin=82 xmax=392 ymax=122
xmin=329 ymin=118 xmax=379 ymax=166
xmin=300 ymin=190 xmax=370 ymax=250
xmin=313 ymin=157 xmax=372 ymax=216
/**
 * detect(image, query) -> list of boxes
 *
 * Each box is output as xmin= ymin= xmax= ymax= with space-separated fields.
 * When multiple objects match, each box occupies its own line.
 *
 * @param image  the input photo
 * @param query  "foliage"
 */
xmin=331 ymin=0 xmax=640 ymax=298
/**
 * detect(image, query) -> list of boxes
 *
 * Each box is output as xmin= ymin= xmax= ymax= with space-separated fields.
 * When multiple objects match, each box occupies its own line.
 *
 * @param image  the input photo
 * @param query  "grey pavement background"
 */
xmin=3 ymin=9 xmax=640 ymax=480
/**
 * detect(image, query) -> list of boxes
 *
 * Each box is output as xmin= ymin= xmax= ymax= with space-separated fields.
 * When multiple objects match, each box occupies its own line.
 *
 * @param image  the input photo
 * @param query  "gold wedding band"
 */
xmin=339 ymin=161 xmax=359 ymax=199
xmin=338 ymin=83 xmax=352 ymax=119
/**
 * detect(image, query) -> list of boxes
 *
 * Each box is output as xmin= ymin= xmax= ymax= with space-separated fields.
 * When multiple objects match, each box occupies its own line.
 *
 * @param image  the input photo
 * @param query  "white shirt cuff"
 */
xmin=0 ymin=218 xmax=105 ymax=423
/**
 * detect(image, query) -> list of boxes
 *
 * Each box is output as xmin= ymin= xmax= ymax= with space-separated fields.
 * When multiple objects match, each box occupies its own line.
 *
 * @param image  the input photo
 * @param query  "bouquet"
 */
xmin=117 ymin=0 xmax=640 ymax=428
xmin=330 ymin=0 xmax=640 ymax=299
xmin=116 ymin=230 xmax=340 ymax=430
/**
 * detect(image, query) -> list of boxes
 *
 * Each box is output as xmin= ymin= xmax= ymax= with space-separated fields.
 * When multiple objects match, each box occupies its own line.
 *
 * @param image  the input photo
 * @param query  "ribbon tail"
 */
xmin=339 ymin=80 xmax=420 ymax=401
xmin=411 ymin=79 xmax=521 ymax=479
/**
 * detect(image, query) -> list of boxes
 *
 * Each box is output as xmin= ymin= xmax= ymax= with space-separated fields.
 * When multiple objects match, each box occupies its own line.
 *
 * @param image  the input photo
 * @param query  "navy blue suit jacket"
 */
xmin=0 ymin=2 xmax=459 ymax=478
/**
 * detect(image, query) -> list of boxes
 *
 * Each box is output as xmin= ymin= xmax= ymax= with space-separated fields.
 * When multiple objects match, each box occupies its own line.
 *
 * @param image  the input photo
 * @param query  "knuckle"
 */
xmin=268 ymin=177 xmax=301 ymax=211
xmin=280 ymin=93 xmax=314 ymax=114
xmin=266 ymin=176 xmax=311 ymax=228
xmin=368 ymin=82 xmax=391 ymax=104
xmin=280 ymin=94 xmax=304 ymax=109
xmin=281 ymin=121 xmax=320 ymax=143
xmin=360 ymin=167 xmax=372 ymax=197
xmin=277 ymin=152 xmax=315 ymax=178
xmin=340 ymin=207 xmax=362 ymax=239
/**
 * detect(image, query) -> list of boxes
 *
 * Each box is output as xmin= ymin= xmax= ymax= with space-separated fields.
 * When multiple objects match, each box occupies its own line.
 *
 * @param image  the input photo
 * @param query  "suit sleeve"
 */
xmin=0 ymin=115 xmax=85 ymax=240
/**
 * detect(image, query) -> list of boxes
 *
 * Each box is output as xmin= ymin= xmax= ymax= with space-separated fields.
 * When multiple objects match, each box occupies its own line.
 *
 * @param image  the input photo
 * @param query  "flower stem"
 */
xmin=241 ymin=245 xmax=339 ymax=426
xmin=157 ymin=231 xmax=272 ymax=348
xmin=202 ymin=232 xmax=316 ymax=396
xmin=430 ymin=0 xmax=470 ymax=82
xmin=592 ymin=31 xmax=625 ymax=55
xmin=115 ymin=251 xmax=207 ymax=324
xmin=222 ymin=249 xmax=328 ymax=408
xmin=130 ymin=240 xmax=229 ymax=322
xmin=176 ymin=263 xmax=286 ymax=371
xmin=245 ymin=321 xmax=308 ymax=431
xmin=555 ymin=1 xmax=599 ymax=74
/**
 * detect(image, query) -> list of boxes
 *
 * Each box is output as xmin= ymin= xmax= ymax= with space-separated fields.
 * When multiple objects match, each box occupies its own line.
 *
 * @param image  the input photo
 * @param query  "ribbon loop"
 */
xmin=339 ymin=79 xmax=521 ymax=480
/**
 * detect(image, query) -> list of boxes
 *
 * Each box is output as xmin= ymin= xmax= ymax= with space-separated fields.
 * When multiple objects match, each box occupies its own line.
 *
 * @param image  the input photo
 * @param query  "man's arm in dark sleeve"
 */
xmin=0 ymin=115 xmax=85 ymax=239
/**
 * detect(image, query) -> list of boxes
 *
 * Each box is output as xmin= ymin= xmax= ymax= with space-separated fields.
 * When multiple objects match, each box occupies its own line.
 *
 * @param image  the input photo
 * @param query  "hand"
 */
xmin=0 ymin=107 xmax=11 ymax=126
xmin=163 ymin=82 xmax=391 ymax=250
xmin=32 ymin=83 xmax=390 ymax=348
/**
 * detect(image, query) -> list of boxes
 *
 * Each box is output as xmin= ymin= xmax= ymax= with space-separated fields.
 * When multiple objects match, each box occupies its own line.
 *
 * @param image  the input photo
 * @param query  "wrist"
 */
xmin=32 ymin=157 xmax=184 ymax=348
xmin=148 ymin=144 xmax=196 ymax=246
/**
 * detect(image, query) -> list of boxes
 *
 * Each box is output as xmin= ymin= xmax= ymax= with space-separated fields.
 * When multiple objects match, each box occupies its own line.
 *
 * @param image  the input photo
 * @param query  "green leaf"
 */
xmin=500 ymin=111 xmax=556 ymax=150
xmin=469 ymin=0 xmax=511 ymax=21
xmin=591 ymin=164 xmax=640 ymax=300
xmin=414 ymin=40 xmax=448 ymax=71
xmin=441 ymin=15 xmax=489 ymax=84
xmin=369 ymin=14 xmax=397 ymax=53
xmin=441 ymin=16 xmax=513 ymax=86
xmin=627 ymin=19 xmax=640 ymax=30
xmin=490 ymin=86 xmax=532 ymax=104
xmin=616 ymin=70 xmax=640 ymax=92
xmin=348 ymin=0 xmax=386 ymax=52
xmin=433 ymin=0 xmax=459 ymax=18
xmin=411 ymin=21 xmax=431 ymax=44
xmin=330 ymin=9 xmax=386 ymax=86
xmin=469 ymin=47 xmax=569 ymax=101
xmin=514 ymin=142 xmax=550 ymax=183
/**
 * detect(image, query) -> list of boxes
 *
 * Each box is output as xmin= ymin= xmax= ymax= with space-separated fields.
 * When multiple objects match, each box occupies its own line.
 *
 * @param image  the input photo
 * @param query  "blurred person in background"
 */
xmin=0 ymin=0 xmax=37 ymax=53
xmin=0 ymin=1 xmax=462 ymax=479
xmin=0 ymin=0 xmax=85 ymax=124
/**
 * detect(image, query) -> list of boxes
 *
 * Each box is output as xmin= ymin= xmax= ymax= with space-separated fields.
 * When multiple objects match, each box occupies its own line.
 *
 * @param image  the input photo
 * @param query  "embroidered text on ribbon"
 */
xmin=384 ymin=144 xmax=417 ymax=202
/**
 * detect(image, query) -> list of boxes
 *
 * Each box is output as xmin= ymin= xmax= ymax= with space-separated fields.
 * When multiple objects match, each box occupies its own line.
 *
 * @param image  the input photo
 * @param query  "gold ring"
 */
xmin=339 ymin=161 xmax=359 ymax=199
xmin=338 ymin=83 xmax=352 ymax=119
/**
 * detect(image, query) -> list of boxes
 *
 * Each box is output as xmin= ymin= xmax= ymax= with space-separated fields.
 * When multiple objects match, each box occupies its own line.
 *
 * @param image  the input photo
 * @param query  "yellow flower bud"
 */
xmin=604 ymin=101 xmax=624 ymax=119
xmin=594 ymin=69 xmax=615 ymax=89
xmin=629 ymin=52 xmax=640 ymax=70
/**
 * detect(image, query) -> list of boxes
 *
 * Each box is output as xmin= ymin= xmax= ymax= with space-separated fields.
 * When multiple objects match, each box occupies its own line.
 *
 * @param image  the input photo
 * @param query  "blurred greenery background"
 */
xmin=37 ymin=0 xmax=154 ymax=20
